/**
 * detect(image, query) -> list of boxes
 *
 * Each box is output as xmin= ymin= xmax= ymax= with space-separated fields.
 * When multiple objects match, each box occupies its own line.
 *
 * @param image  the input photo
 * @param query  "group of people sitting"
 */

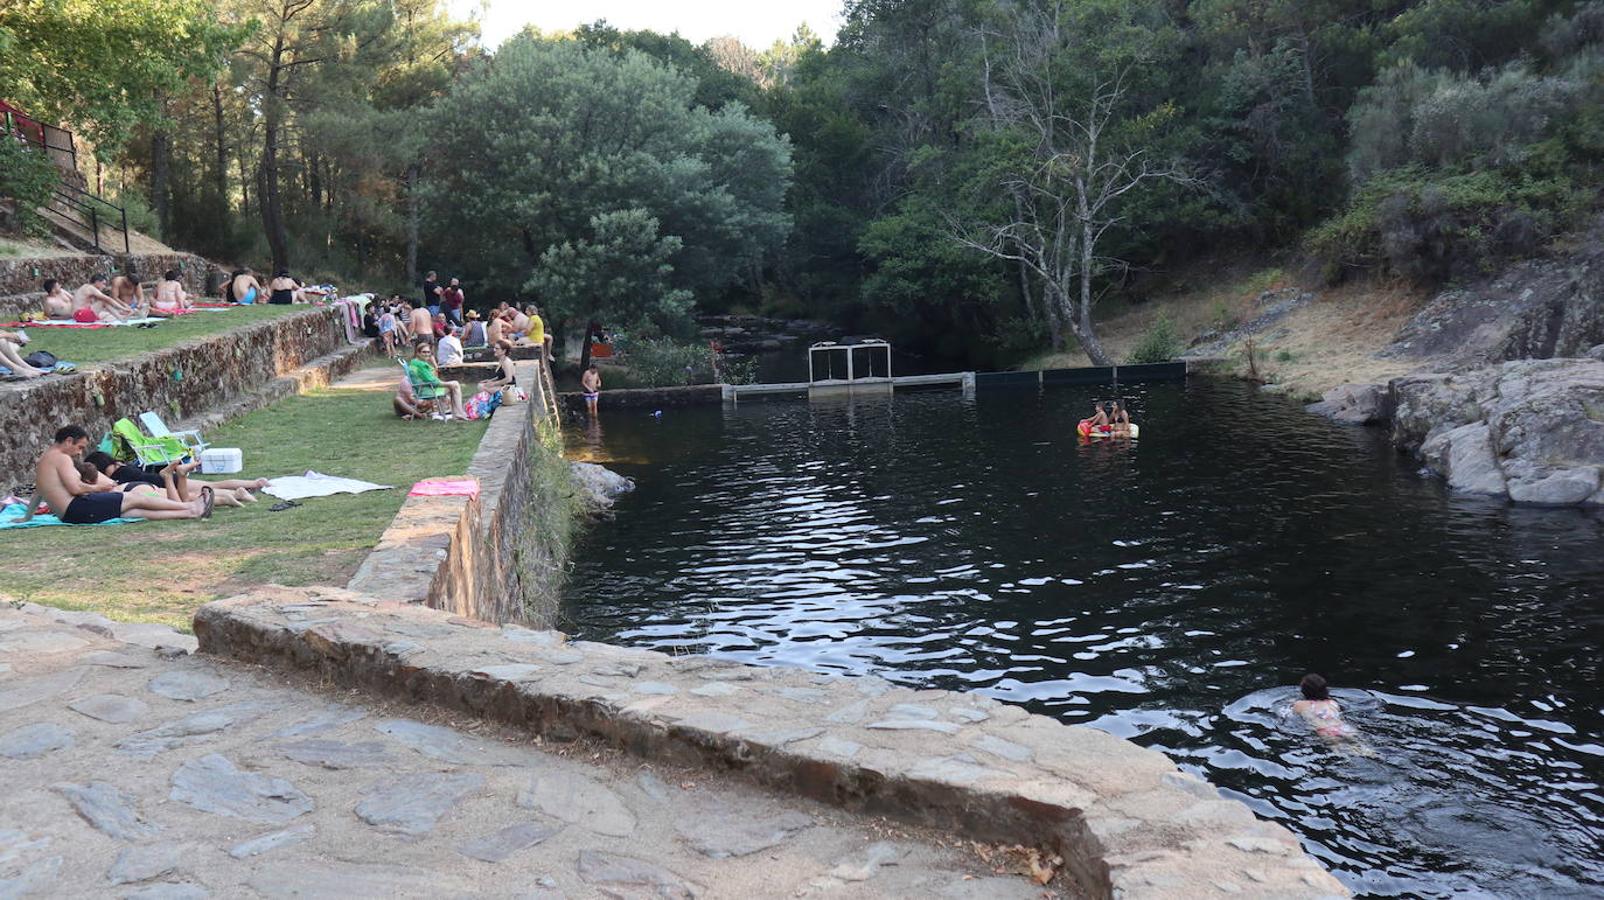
xmin=1081 ymin=400 xmax=1134 ymax=437
xmin=24 ymin=425 xmax=270 ymax=525
xmin=223 ymin=268 xmax=309 ymax=306
xmin=392 ymin=337 xmax=521 ymax=421
xmin=39 ymin=266 xmax=192 ymax=323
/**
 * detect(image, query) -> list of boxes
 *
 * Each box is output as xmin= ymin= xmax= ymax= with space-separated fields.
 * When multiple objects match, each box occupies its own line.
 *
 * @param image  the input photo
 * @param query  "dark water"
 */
xmin=561 ymin=379 xmax=1604 ymax=897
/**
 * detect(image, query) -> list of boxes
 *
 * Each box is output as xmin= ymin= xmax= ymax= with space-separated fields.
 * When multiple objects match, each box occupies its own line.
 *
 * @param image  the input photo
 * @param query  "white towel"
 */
xmin=263 ymin=470 xmax=392 ymax=501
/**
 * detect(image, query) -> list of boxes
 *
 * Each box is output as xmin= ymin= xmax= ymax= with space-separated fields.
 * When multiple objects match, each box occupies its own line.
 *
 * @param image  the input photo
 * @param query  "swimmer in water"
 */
xmin=1293 ymin=673 xmax=1375 ymax=755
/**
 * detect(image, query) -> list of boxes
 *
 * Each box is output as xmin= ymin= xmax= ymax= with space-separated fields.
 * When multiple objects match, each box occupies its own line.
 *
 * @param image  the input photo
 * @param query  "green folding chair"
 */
xmin=111 ymin=417 xmax=189 ymax=467
xmin=139 ymin=410 xmax=209 ymax=454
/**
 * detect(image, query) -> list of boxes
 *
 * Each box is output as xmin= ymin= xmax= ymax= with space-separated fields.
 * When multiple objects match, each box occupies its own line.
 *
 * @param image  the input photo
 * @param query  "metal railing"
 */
xmin=41 ymin=185 xmax=130 ymax=255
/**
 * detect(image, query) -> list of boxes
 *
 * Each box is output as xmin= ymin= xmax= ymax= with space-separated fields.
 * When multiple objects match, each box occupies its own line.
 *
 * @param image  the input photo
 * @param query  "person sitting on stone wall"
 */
xmin=41 ymin=278 xmax=74 ymax=320
xmin=480 ymin=340 xmax=519 ymax=394
xmin=72 ymin=275 xmax=130 ymax=322
xmin=436 ymin=324 xmax=465 ymax=367
xmin=462 ymin=309 xmax=487 ymax=348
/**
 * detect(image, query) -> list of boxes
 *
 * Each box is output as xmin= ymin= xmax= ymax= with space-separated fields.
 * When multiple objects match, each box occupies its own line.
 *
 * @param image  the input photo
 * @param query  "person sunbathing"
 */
xmin=0 ymin=331 xmax=45 ymax=378
xmin=110 ymin=264 xmax=146 ymax=317
xmin=230 ymin=268 xmax=263 ymax=305
xmin=41 ymin=279 xmax=74 ymax=320
xmin=84 ymin=452 xmax=263 ymax=506
xmin=151 ymin=270 xmax=190 ymax=316
xmin=73 ymin=276 xmax=131 ymax=323
xmin=31 ymin=425 xmax=210 ymax=524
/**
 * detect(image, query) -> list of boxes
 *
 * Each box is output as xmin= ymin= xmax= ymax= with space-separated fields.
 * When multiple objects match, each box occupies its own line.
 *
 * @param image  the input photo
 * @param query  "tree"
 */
xmin=421 ymin=36 xmax=791 ymax=326
xmin=0 ymin=0 xmax=241 ymax=156
xmin=955 ymin=0 xmax=1189 ymax=366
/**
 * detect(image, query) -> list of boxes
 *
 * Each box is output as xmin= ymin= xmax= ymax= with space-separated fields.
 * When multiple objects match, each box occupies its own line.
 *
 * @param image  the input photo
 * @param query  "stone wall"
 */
xmin=348 ymin=358 xmax=570 ymax=626
xmin=0 ymin=251 xmax=217 ymax=320
xmin=559 ymin=384 xmax=724 ymax=415
xmin=0 ymin=306 xmax=349 ymax=486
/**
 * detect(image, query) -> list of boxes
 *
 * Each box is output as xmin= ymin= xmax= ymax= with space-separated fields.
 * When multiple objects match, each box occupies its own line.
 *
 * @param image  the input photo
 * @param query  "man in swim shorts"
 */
xmin=581 ymin=364 xmax=602 ymax=417
xmin=34 ymin=425 xmax=210 ymax=523
xmin=72 ymin=276 xmax=128 ymax=322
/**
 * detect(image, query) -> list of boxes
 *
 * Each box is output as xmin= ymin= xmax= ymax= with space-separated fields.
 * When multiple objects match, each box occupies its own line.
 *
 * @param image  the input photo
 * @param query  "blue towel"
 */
xmin=0 ymin=503 xmax=140 ymax=529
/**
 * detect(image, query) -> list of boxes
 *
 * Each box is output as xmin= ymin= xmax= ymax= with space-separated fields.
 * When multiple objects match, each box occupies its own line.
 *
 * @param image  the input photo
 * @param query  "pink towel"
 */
xmin=409 ymin=478 xmax=480 ymax=498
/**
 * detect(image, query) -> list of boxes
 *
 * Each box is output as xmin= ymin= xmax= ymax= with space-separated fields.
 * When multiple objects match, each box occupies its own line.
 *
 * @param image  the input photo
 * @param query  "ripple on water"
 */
xmin=564 ymin=380 xmax=1604 ymax=897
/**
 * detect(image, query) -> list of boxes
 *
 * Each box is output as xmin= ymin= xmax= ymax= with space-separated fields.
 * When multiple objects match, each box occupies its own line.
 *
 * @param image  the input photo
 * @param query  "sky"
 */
xmin=450 ymin=0 xmax=843 ymax=50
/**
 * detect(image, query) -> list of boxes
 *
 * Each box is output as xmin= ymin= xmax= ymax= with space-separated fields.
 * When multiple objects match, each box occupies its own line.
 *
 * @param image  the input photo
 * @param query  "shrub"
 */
xmin=1127 ymin=314 xmax=1181 ymax=364
xmin=0 ymin=137 xmax=59 ymax=236
xmin=613 ymin=334 xmax=717 ymax=386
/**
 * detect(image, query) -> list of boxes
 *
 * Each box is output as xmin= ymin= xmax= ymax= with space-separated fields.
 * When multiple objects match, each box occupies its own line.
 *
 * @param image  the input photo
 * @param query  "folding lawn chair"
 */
xmin=111 ymin=417 xmax=190 ymax=467
xmin=402 ymin=360 xmax=444 ymax=416
xmin=139 ymin=410 xmax=209 ymax=454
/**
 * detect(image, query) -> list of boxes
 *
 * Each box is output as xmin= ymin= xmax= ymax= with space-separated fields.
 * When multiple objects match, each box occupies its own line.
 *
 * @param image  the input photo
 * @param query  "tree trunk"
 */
xmin=150 ymin=127 xmax=171 ymax=238
xmin=258 ymin=36 xmax=291 ymax=273
xmin=211 ymin=83 xmax=230 ymax=227
xmin=1076 ymin=210 xmax=1113 ymax=367
xmin=404 ymin=162 xmax=419 ymax=284
xmin=308 ymin=150 xmax=322 ymax=208
xmin=578 ymin=320 xmax=596 ymax=373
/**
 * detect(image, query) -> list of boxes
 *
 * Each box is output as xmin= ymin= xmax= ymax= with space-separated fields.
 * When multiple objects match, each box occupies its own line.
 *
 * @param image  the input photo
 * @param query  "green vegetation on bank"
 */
xmin=0 ymin=384 xmax=487 ymax=630
xmin=19 ymin=306 xmax=302 ymax=366
xmin=3 ymin=1 xmax=1602 ymax=369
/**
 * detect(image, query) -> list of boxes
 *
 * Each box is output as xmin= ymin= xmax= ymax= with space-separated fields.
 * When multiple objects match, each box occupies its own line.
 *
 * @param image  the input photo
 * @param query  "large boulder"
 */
xmin=1306 ymin=382 xmax=1390 ymax=425
xmin=1388 ymin=371 xmax=1495 ymax=452
xmin=1388 ymin=357 xmax=1604 ymax=505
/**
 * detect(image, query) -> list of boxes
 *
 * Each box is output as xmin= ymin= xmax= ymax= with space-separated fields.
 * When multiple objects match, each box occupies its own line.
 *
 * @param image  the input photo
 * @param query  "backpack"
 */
xmin=22 ymin=350 xmax=57 ymax=369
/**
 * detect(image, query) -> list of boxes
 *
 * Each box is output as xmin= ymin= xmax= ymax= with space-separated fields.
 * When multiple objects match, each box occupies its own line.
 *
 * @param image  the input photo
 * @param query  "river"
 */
xmin=561 ymin=378 xmax=1604 ymax=897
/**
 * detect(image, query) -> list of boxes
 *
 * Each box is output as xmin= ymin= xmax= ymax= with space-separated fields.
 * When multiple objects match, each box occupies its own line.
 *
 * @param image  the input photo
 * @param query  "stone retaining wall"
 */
xmin=348 ymin=358 xmax=568 ymax=625
xmin=0 ymin=251 xmax=217 ymax=320
xmin=194 ymin=587 xmax=1349 ymax=899
xmin=559 ymin=384 xmax=724 ymax=415
xmin=0 ymin=306 xmax=350 ymax=486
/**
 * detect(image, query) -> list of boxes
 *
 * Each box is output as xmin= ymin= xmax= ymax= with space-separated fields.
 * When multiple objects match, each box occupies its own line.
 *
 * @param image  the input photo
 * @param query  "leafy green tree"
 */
xmin=0 ymin=0 xmax=242 ymax=155
xmin=421 ymin=36 xmax=791 ymax=327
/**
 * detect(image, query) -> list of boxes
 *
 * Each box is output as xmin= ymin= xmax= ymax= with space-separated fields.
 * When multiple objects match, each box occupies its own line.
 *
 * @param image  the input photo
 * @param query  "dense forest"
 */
xmin=3 ymin=0 xmax=1602 ymax=365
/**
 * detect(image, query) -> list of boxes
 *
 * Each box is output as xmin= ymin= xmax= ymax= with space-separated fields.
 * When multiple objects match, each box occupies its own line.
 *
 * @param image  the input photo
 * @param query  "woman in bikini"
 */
xmin=480 ymin=340 xmax=519 ymax=394
xmin=1292 ymin=673 xmax=1373 ymax=757
xmin=150 ymin=270 xmax=190 ymax=317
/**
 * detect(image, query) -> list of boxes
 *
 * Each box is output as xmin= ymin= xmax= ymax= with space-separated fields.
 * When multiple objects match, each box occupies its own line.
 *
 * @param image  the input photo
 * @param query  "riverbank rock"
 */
xmin=1306 ymin=382 xmax=1391 ymax=425
xmin=1389 ymin=358 xmax=1604 ymax=505
xmin=570 ymin=463 xmax=634 ymax=511
xmin=1387 ymin=216 xmax=1604 ymax=368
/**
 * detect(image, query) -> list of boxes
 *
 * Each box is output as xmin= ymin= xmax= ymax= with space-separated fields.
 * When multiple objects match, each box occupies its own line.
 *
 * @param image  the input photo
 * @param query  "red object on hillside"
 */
xmin=0 ymin=100 xmax=46 ymax=146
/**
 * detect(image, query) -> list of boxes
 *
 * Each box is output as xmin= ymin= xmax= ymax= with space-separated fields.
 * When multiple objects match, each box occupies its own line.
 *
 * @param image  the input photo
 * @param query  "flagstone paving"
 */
xmin=0 ymin=602 xmax=1051 ymax=898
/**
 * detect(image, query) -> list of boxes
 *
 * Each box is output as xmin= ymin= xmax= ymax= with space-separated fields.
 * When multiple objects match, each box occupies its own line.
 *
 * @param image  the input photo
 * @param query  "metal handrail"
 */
xmin=43 ymin=184 xmax=130 ymax=255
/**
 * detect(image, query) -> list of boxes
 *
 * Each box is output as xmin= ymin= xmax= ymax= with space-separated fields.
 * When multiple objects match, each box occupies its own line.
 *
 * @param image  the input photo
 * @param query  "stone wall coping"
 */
xmin=194 ymin=586 xmax=1349 ymax=899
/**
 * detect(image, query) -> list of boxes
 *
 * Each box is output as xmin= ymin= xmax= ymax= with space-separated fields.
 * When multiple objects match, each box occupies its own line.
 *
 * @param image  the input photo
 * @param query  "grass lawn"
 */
xmin=19 ymin=305 xmax=305 ymax=366
xmin=0 ymin=383 xmax=487 ymax=630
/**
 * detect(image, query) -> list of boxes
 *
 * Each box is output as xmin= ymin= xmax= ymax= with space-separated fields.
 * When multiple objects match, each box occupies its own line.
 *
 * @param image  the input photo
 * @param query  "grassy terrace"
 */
xmin=0 ymin=375 xmax=488 ymax=630
xmin=15 ymin=305 xmax=304 ymax=366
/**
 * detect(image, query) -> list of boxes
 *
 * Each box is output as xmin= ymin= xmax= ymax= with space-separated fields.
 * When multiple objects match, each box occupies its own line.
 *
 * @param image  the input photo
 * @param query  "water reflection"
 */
xmin=563 ymin=380 xmax=1604 ymax=896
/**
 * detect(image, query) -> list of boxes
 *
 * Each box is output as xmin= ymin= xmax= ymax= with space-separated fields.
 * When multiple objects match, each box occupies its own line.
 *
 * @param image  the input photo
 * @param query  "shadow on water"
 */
xmin=561 ymin=378 xmax=1604 ymax=897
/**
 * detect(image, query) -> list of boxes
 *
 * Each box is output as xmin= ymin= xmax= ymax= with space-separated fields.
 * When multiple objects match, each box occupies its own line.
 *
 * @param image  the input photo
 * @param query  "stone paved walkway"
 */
xmin=0 ymin=603 xmax=1049 ymax=899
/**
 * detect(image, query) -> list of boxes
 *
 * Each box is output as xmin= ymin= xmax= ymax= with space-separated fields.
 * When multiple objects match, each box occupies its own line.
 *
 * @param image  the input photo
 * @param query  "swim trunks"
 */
xmin=73 ymin=307 xmax=99 ymax=323
xmin=62 ymin=492 xmax=123 ymax=524
xmin=239 ymin=287 xmax=257 ymax=305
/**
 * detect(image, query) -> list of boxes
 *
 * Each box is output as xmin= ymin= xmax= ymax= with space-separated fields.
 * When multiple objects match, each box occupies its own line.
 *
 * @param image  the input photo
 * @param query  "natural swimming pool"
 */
xmin=562 ymin=378 xmax=1604 ymax=897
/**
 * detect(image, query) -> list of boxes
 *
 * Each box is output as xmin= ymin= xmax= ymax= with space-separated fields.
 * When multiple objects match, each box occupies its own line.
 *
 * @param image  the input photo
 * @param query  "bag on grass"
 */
xmin=22 ymin=350 xmax=57 ymax=369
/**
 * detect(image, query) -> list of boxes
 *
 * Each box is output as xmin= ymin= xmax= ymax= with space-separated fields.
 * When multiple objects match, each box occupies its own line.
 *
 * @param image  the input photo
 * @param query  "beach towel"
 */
xmin=262 ymin=471 xmax=392 ymax=501
xmin=12 ymin=316 xmax=167 ymax=328
xmin=408 ymin=478 xmax=480 ymax=499
xmin=0 ymin=502 xmax=140 ymax=529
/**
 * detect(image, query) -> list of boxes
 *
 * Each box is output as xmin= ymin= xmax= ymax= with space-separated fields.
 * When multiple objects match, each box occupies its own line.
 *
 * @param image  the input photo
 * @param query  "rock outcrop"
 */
xmin=1389 ymin=358 xmax=1604 ymax=505
xmin=1305 ymin=382 xmax=1392 ymax=425
xmin=570 ymin=462 xmax=635 ymax=511
xmin=1387 ymin=217 xmax=1604 ymax=369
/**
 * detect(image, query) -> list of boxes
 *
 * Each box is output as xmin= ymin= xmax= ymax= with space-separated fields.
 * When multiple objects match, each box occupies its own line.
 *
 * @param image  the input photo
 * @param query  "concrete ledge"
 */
xmin=558 ymin=384 xmax=724 ymax=413
xmin=194 ymin=587 xmax=1348 ymax=899
xmin=348 ymin=358 xmax=564 ymax=624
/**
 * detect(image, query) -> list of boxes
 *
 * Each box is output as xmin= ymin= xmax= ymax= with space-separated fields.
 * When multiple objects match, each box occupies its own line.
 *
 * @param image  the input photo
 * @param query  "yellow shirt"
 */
xmin=528 ymin=315 xmax=546 ymax=343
